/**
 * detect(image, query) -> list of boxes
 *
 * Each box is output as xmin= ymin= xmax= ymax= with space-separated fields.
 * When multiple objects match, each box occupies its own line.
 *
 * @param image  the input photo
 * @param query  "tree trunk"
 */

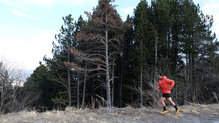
xmin=131 ymin=83 xmax=133 ymax=104
xmin=82 ymin=62 xmax=87 ymax=109
xmin=140 ymin=65 xmax=143 ymax=108
xmin=0 ymin=85 xmax=3 ymax=113
xmin=67 ymin=52 xmax=71 ymax=107
xmin=184 ymin=54 xmax=189 ymax=104
xmin=105 ymin=18 xmax=111 ymax=108
xmin=111 ymin=60 xmax=115 ymax=106
xmin=119 ymin=61 xmax=123 ymax=107
xmin=154 ymin=30 xmax=158 ymax=88
xmin=77 ymin=73 xmax=80 ymax=109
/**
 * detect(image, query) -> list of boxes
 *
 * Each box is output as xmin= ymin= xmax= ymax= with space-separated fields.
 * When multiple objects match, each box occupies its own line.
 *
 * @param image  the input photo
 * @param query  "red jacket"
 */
xmin=158 ymin=76 xmax=175 ymax=94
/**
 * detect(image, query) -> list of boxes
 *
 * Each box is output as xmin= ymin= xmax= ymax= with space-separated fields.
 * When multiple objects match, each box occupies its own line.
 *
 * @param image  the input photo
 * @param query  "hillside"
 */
xmin=0 ymin=104 xmax=218 ymax=123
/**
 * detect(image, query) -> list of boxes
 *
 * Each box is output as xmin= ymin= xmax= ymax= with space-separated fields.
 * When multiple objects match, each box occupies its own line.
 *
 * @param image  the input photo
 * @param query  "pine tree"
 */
xmin=24 ymin=63 xmax=58 ymax=110
xmin=152 ymin=0 xmax=179 ymax=76
xmin=133 ymin=0 xmax=153 ymax=107
xmin=77 ymin=0 xmax=123 ymax=108
xmin=115 ymin=15 xmax=134 ymax=107
xmin=44 ymin=14 xmax=77 ymax=107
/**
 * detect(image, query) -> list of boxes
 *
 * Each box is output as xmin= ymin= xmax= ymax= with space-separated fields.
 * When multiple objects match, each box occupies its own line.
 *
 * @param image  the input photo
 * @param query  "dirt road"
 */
xmin=0 ymin=104 xmax=218 ymax=123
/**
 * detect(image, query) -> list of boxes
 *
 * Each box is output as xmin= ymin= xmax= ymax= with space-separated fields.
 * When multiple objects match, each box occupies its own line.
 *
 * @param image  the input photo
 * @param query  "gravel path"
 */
xmin=0 ymin=104 xmax=218 ymax=123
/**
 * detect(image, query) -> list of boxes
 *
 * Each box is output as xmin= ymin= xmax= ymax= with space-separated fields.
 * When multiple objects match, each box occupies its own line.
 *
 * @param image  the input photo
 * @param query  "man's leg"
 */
xmin=167 ymin=97 xmax=180 ymax=114
xmin=160 ymin=97 xmax=166 ymax=107
xmin=166 ymin=97 xmax=175 ymax=106
xmin=160 ymin=97 xmax=168 ymax=114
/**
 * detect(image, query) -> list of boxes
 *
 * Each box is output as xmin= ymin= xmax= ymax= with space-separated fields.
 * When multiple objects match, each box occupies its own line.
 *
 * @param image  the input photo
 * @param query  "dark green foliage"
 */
xmin=76 ymin=0 xmax=124 ymax=108
xmin=23 ymin=63 xmax=58 ymax=110
xmin=18 ymin=0 xmax=218 ymax=111
xmin=133 ymin=0 xmax=154 ymax=107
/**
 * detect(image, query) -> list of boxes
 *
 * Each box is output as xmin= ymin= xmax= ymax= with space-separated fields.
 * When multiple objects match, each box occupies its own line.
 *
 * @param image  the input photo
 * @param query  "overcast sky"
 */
xmin=0 ymin=0 xmax=218 ymax=77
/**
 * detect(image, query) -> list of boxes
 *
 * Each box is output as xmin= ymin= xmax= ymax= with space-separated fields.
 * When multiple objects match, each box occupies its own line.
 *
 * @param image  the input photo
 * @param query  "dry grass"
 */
xmin=0 ymin=104 xmax=219 ymax=123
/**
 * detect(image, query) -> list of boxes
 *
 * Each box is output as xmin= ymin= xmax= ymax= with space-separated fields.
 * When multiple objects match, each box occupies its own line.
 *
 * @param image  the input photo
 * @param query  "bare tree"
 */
xmin=0 ymin=62 xmax=29 ymax=113
xmin=0 ymin=62 xmax=13 ymax=113
xmin=65 ymin=47 xmax=105 ymax=108
xmin=76 ymin=0 xmax=123 ymax=108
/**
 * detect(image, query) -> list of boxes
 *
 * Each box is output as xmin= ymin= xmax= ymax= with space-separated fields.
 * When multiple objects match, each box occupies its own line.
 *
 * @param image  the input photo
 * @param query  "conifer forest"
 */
xmin=0 ymin=0 xmax=218 ymax=114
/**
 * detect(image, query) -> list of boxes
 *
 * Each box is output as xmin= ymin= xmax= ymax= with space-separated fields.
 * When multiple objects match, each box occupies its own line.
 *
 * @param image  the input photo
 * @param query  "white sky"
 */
xmin=0 ymin=0 xmax=218 ymax=77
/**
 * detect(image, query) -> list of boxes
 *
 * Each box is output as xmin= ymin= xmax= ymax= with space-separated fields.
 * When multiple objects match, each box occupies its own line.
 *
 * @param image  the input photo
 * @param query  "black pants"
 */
xmin=162 ymin=93 xmax=171 ymax=99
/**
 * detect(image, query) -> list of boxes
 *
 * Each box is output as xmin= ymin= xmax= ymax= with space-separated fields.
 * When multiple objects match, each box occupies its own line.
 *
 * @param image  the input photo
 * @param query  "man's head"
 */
xmin=158 ymin=72 xmax=163 ymax=79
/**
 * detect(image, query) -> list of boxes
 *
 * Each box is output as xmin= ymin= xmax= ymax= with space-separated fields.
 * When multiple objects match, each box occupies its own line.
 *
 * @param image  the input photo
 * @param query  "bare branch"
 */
xmin=88 ymin=68 xmax=106 ymax=72
xmin=64 ymin=62 xmax=84 ymax=71
xmin=95 ymin=94 xmax=106 ymax=102
xmin=109 ymin=51 xmax=120 ymax=59
xmin=88 ymin=54 xmax=106 ymax=59
xmin=51 ymin=79 xmax=69 ymax=93
xmin=108 ymin=38 xmax=119 ymax=43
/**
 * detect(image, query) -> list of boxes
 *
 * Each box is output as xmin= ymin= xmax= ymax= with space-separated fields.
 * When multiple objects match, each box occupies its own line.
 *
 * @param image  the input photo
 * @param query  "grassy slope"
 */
xmin=0 ymin=104 xmax=218 ymax=123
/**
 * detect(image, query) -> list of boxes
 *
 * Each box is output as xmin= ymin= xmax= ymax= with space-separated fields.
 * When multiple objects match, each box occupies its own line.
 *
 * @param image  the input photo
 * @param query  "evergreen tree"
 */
xmin=44 ymin=14 xmax=79 ymax=107
xmin=151 ymin=0 xmax=173 ymax=73
xmin=114 ymin=15 xmax=134 ymax=107
xmin=133 ymin=0 xmax=153 ymax=107
xmin=77 ymin=0 xmax=123 ymax=108
xmin=23 ymin=63 xmax=58 ymax=110
xmin=20 ymin=0 xmax=219 ymax=110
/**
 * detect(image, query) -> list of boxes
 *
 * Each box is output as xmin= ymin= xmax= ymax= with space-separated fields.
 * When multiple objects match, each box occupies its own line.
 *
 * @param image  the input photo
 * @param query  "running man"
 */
xmin=158 ymin=73 xmax=180 ymax=114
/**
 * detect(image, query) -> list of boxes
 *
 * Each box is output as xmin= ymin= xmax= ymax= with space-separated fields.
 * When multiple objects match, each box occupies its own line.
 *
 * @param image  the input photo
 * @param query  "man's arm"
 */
xmin=158 ymin=82 xmax=161 ymax=90
xmin=168 ymin=79 xmax=175 ymax=89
